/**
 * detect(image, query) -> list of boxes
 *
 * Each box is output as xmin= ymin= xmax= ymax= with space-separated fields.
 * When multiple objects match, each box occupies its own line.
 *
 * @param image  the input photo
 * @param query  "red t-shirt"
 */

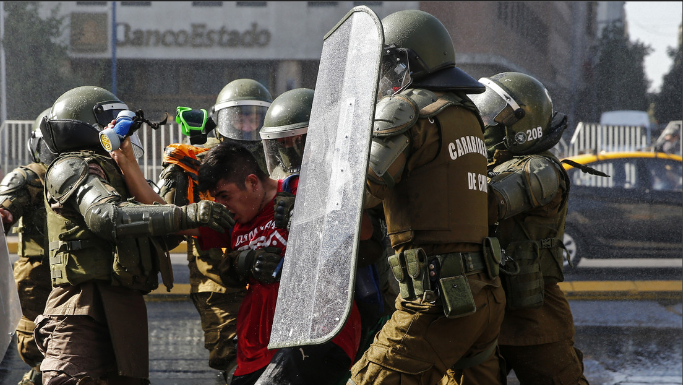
xmin=199 ymin=178 xmax=361 ymax=376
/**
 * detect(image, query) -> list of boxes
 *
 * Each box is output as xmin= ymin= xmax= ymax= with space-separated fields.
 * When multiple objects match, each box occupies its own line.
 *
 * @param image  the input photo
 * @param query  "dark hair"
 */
xmin=198 ymin=142 xmax=269 ymax=193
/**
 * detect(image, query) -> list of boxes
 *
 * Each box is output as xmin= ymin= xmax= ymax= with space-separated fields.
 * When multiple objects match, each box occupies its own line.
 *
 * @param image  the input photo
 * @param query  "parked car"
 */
xmin=561 ymin=151 xmax=682 ymax=267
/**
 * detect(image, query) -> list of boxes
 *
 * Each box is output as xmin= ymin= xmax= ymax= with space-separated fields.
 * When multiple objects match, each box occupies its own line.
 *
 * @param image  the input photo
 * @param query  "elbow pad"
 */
xmin=367 ymin=134 xmax=410 ymax=190
xmin=490 ymin=156 xmax=561 ymax=220
xmin=84 ymin=202 xmax=182 ymax=242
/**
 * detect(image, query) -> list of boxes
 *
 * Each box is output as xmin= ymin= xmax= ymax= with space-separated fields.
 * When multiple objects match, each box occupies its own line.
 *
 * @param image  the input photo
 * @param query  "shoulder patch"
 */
xmin=372 ymin=94 xmax=419 ymax=138
xmin=45 ymin=155 xmax=89 ymax=204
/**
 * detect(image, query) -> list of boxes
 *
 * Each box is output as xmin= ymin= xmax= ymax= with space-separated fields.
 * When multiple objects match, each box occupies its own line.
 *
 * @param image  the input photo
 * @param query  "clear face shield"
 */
xmin=214 ymin=101 xmax=271 ymax=142
xmin=261 ymin=127 xmax=307 ymax=175
xmin=469 ymin=78 xmax=525 ymax=128
xmin=377 ymin=46 xmax=412 ymax=99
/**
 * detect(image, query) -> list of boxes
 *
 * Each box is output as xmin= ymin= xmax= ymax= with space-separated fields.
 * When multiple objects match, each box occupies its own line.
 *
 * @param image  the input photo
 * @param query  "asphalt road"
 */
xmin=1 ymin=297 xmax=680 ymax=385
xmin=2 ymin=250 xmax=681 ymax=384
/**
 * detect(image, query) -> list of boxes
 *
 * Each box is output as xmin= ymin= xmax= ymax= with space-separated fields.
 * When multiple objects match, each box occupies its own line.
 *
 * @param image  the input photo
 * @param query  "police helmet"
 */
xmin=469 ymin=72 xmax=554 ymax=157
xmin=378 ymin=10 xmax=484 ymax=94
xmin=40 ymin=86 xmax=144 ymax=158
xmin=260 ymin=88 xmax=313 ymax=176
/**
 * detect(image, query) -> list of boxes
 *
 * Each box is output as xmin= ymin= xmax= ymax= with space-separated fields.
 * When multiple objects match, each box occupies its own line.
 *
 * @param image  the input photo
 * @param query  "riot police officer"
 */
xmin=32 ymin=86 xmax=233 ymax=385
xmin=458 ymin=72 xmax=589 ymax=384
xmin=0 ymin=109 xmax=51 ymax=385
xmin=212 ymin=78 xmax=272 ymax=174
xmin=348 ymin=10 xmax=506 ymax=385
xmin=155 ymin=78 xmax=273 ymax=383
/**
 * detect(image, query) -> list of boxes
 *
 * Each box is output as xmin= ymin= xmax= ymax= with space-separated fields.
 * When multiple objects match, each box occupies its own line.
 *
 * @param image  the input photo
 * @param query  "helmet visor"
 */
xmin=378 ymin=47 xmax=412 ymax=98
xmin=93 ymin=102 xmax=129 ymax=128
xmin=216 ymin=105 xmax=269 ymax=141
xmin=469 ymin=89 xmax=509 ymax=127
xmin=471 ymin=78 xmax=525 ymax=127
xmin=263 ymin=134 xmax=307 ymax=175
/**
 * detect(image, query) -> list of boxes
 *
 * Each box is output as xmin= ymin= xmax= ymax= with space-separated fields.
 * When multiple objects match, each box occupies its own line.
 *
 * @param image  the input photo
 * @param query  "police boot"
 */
xmin=18 ymin=366 xmax=41 ymax=385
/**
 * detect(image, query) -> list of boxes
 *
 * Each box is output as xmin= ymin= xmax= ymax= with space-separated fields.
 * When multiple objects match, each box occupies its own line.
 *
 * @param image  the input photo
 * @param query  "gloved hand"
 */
xmin=252 ymin=247 xmax=284 ymax=284
xmin=274 ymin=192 xmax=295 ymax=230
xmin=234 ymin=247 xmax=283 ymax=284
xmin=180 ymin=200 xmax=235 ymax=233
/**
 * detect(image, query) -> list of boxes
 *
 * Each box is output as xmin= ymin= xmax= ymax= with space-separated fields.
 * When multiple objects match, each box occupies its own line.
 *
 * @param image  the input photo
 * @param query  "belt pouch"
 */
xmin=404 ymin=248 xmax=429 ymax=298
xmin=439 ymin=255 xmax=476 ymax=318
xmin=482 ymin=237 xmax=502 ymax=279
xmin=387 ymin=251 xmax=414 ymax=299
xmin=501 ymin=241 xmax=544 ymax=310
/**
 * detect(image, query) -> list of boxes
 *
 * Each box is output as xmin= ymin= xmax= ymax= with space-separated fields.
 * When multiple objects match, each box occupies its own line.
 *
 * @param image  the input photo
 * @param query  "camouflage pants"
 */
xmin=190 ymin=289 xmax=246 ymax=371
xmin=349 ymin=277 xmax=506 ymax=385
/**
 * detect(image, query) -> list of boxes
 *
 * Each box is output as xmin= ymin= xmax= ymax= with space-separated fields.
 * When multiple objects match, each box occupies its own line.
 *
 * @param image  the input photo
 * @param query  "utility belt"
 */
xmin=498 ymin=237 xmax=566 ymax=310
xmin=388 ymin=237 xmax=502 ymax=319
xmin=48 ymin=236 xmax=165 ymax=293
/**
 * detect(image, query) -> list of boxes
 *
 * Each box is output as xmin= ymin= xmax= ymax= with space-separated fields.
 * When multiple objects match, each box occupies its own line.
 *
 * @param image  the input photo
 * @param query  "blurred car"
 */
xmin=561 ymin=151 xmax=682 ymax=267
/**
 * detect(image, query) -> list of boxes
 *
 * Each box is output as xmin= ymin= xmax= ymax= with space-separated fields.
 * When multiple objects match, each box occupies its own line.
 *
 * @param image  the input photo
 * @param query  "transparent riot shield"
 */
xmin=269 ymin=6 xmax=383 ymax=349
xmin=0 ymin=229 xmax=22 ymax=355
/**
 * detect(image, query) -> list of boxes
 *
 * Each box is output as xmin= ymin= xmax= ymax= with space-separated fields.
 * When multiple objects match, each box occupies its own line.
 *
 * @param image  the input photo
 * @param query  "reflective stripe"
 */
xmin=99 ymin=102 xmax=128 ymax=111
xmin=213 ymin=100 xmax=271 ymax=111
xmin=479 ymin=78 xmax=521 ymax=111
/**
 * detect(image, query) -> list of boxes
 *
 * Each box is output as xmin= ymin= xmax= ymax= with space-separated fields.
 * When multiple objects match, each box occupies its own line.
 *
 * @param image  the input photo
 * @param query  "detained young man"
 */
xmin=195 ymin=142 xmax=362 ymax=385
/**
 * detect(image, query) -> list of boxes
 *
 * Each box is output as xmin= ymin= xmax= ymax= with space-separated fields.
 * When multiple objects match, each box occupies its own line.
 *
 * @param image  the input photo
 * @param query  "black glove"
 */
xmin=252 ymin=247 xmax=284 ymax=284
xmin=181 ymin=200 xmax=235 ymax=233
xmin=234 ymin=247 xmax=283 ymax=284
xmin=274 ymin=192 xmax=295 ymax=230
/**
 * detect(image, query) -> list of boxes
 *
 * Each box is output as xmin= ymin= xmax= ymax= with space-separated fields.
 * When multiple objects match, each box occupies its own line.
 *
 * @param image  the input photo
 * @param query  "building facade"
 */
xmin=39 ymin=1 xmax=598 ymax=127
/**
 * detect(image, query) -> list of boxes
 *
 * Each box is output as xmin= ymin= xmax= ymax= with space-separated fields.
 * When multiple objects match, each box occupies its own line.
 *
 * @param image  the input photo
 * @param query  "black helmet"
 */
xmin=260 ymin=88 xmax=313 ymax=176
xmin=379 ymin=10 xmax=484 ymax=93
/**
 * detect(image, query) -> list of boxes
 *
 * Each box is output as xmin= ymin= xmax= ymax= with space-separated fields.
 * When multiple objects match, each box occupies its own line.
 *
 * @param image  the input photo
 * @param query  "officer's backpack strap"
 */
xmin=45 ymin=155 xmax=90 ymax=205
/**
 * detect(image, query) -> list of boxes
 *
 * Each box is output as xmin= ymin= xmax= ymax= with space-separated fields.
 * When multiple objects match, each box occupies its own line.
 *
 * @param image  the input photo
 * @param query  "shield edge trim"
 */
xmin=267 ymin=6 xmax=384 ymax=349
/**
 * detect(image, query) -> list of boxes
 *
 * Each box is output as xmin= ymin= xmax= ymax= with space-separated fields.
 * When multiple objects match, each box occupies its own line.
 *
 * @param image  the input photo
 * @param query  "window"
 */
xmin=353 ymin=1 xmax=382 ymax=5
xmin=121 ymin=2 xmax=152 ymax=6
xmin=193 ymin=1 xmax=223 ymax=6
xmin=236 ymin=1 xmax=267 ymax=6
xmin=76 ymin=2 xmax=107 ymax=5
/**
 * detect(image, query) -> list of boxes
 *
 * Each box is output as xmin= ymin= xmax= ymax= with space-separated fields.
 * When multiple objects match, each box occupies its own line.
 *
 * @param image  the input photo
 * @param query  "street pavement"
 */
xmin=1 ymin=246 xmax=681 ymax=385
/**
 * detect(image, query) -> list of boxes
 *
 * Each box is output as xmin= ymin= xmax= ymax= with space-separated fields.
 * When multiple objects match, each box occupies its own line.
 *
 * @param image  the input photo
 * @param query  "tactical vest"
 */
xmin=383 ymin=89 xmax=489 ymax=250
xmin=46 ymin=151 xmax=164 ymax=292
xmin=14 ymin=163 xmax=48 ymax=260
xmin=491 ymin=152 xmax=570 ymax=309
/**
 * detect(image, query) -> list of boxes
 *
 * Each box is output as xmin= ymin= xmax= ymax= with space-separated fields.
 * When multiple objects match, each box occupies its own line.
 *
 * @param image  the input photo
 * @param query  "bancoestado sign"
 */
xmin=116 ymin=22 xmax=271 ymax=48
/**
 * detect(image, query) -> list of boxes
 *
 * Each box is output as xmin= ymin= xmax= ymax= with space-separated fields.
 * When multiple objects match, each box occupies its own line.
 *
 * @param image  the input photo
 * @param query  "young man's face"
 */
xmin=211 ymin=176 xmax=263 ymax=224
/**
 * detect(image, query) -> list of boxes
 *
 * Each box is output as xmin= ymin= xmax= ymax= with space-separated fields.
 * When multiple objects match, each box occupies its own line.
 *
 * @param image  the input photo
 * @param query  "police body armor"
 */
xmin=489 ymin=151 xmax=570 ymax=310
xmin=0 ymin=163 xmax=48 ymax=259
xmin=45 ymin=151 xmax=172 ymax=293
xmin=376 ymin=88 xmax=489 ymax=249
xmin=373 ymin=88 xmax=499 ymax=319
